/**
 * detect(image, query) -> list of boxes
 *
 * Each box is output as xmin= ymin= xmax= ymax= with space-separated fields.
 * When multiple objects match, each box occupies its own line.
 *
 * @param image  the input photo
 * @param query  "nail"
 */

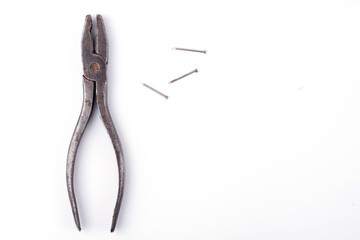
xmin=142 ymin=83 xmax=169 ymax=99
xmin=169 ymin=69 xmax=198 ymax=84
xmin=173 ymin=47 xmax=206 ymax=54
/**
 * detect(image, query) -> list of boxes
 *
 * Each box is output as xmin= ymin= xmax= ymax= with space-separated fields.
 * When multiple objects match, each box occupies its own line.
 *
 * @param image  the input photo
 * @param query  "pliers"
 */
xmin=66 ymin=15 xmax=124 ymax=232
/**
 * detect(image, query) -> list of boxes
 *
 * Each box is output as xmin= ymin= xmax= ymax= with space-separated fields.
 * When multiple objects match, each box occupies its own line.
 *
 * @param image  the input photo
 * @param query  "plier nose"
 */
xmin=82 ymin=14 xmax=108 ymax=82
xmin=66 ymin=14 xmax=124 ymax=232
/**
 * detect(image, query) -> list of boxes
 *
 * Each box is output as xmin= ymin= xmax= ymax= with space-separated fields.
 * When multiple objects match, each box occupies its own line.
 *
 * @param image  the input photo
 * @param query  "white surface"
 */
xmin=1 ymin=0 xmax=360 ymax=239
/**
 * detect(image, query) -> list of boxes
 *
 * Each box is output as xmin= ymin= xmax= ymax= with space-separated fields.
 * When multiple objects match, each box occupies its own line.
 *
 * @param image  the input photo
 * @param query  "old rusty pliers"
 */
xmin=66 ymin=15 xmax=124 ymax=232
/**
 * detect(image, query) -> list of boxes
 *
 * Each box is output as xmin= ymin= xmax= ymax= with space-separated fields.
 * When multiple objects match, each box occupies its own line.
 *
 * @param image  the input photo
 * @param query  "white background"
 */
xmin=1 ymin=0 xmax=360 ymax=239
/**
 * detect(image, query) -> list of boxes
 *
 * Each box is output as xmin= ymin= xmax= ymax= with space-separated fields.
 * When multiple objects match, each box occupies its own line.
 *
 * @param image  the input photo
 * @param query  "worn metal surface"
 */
xmin=66 ymin=15 xmax=124 ymax=232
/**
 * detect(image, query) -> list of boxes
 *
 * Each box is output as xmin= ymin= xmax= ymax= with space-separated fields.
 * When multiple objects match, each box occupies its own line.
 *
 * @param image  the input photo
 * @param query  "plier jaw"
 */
xmin=67 ymin=15 xmax=124 ymax=233
xmin=82 ymin=14 xmax=108 ymax=82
